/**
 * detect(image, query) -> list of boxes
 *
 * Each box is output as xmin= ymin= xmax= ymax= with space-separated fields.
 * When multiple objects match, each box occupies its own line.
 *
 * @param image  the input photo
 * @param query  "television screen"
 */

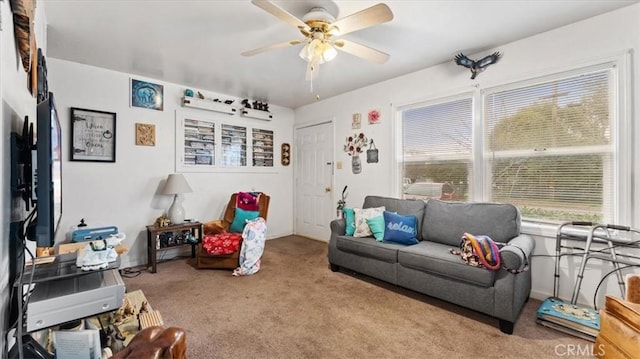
xmin=34 ymin=92 xmax=62 ymax=247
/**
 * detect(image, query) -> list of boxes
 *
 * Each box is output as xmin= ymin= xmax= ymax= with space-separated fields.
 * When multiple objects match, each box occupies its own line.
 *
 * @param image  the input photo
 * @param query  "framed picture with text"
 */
xmin=70 ymin=107 xmax=116 ymax=162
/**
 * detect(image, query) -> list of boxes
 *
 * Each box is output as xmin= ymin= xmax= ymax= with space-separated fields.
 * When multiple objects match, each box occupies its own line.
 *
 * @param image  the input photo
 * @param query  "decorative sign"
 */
xmin=70 ymin=107 xmax=116 ymax=162
xmin=368 ymin=109 xmax=381 ymax=124
xmin=281 ymin=143 xmax=290 ymax=166
xmin=135 ymin=123 xmax=156 ymax=146
xmin=352 ymin=113 xmax=361 ymax=129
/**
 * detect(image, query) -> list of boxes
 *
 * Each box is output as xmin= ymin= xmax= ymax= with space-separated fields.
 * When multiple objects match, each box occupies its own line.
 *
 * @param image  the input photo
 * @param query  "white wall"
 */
xmin=2 ymin=3 xmax=639 ymax=348
xmin=47 ymin=59 xmax=295 ymax=269
xmin=295 ymin=4 xmax=640 ymax=306
xmin=1 ymin=0 xmax=48 ymax=353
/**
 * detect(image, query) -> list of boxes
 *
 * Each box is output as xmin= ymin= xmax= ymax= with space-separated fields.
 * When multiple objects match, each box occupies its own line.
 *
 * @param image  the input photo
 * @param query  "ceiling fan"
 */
xmin=242 ymin=0 xmax=394 ymax=84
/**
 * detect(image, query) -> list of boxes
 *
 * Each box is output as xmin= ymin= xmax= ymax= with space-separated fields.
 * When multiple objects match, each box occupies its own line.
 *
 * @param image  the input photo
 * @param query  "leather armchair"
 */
xmin=197 ymin=193 xmax=270 ymax=269
xmin=594 ymin=274 xmax=640 ymax=358
xmin=111 ymin=326 xmax=186 ymax=359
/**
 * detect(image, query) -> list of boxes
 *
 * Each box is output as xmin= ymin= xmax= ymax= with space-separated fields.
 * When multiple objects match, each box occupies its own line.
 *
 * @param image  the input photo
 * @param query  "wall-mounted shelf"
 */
xmin=241 ymin=108 xmax=273 ymax=121
xmin=182 ymin=97 xmax=236 ymax=115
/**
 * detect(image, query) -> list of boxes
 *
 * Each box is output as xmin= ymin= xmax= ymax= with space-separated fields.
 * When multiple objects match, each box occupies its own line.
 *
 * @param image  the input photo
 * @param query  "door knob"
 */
xmin=325 ymin=187 xmax=331 ymax=192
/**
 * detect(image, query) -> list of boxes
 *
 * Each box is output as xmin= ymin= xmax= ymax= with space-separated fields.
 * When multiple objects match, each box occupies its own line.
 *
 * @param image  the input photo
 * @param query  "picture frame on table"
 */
xmin=70 ymin=107 xmax=117 ymax=162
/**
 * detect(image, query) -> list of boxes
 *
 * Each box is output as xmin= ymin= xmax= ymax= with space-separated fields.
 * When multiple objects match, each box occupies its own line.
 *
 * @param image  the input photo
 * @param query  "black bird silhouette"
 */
xmin=454 ymin=51 xmax=501 ymax=79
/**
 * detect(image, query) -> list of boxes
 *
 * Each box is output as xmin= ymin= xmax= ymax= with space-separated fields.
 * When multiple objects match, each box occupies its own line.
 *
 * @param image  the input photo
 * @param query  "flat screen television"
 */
xmin=32 ymin=92 xmax=62 ymax=247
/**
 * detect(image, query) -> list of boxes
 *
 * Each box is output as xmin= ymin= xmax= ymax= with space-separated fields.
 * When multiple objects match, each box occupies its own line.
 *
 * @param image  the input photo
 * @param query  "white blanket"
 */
xmin=233 ymin=217 xmax=267 ymax=276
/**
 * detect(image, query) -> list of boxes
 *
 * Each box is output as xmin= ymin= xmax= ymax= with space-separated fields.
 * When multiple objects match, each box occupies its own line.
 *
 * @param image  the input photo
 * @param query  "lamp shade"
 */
xmin=163 ymin=174 xmax=192 ymax=195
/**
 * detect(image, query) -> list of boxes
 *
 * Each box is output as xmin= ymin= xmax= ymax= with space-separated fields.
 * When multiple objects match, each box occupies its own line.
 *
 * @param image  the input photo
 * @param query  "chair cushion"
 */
xmin=230 ymin=208 xmax=259 ymax=233
xmin=202 ymin=232 xmax=242 ymax=255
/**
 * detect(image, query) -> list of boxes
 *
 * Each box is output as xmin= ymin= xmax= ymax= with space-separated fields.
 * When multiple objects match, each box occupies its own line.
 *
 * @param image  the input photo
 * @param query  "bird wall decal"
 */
xmin=454 ymin=51 xmax=501 ymax=79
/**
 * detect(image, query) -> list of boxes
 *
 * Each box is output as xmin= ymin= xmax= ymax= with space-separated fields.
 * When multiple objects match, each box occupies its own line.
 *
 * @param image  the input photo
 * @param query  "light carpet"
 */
xmin=121 ymin=235 xmax=592 ymax=358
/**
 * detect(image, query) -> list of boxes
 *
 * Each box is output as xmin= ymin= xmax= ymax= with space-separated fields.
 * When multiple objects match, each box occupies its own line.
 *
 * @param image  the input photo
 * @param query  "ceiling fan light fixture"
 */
xmin=321 ymin=42 xmax=337 ymax=62
xmin=299 ymin=38 xmax=336 ymax=64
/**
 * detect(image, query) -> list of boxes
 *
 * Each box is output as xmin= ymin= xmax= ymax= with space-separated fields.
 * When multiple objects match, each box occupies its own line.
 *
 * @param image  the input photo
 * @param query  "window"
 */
xmin=398 ymin=59 xmax=627 ymax=226
xmin=175 ymin=111 xmax=278 ymax=172
xmin=401 ymin=95 xmax=473 ymax=201
xmin=484 ymin=69 xmax=614 ymax=223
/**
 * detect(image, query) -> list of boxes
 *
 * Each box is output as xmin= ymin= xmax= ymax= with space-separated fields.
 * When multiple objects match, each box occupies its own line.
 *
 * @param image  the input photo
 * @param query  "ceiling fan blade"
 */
xmin=334 ymin=39 xmax=389 ymax=64
xmin=330 ymin=3 xmax=393 ymax=36
xmin=241 ymin=39 xmax=302 ymax=57
xmin=251 ymin=0 xmax=310 ymax=31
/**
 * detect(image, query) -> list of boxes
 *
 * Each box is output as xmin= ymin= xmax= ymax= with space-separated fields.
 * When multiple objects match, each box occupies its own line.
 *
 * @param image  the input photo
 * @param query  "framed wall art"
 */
xmin=135 ymin=123 xmax=156 ymax=146
xmin=70 ymin=107 xmax=116 ymax=162
xmin=352 ymin=113 xmax=361 ymax=129
xmin=368 ymin=109 xmax=381 ymax=125
xmin=130 ymin=78 xmax=164 ymax=111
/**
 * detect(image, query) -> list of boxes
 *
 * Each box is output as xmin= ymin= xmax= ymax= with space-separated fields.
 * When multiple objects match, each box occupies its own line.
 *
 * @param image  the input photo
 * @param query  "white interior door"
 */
xmin=294 ymin=122 xmax=333 ymax=241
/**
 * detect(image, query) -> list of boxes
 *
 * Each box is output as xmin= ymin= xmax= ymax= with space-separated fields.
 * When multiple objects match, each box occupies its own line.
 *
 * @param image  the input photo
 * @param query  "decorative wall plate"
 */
xmin=281 ymin=143 xmax=291 ymax=166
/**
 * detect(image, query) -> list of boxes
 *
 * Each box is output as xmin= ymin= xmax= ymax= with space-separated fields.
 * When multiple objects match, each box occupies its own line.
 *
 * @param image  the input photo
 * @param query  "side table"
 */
xmin=146 ymin=222 xmax=202 ymax=273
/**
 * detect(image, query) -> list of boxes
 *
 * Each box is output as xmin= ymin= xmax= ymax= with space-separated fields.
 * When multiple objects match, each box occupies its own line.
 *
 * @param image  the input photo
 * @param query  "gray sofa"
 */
xmin=328 ymin=196 xmax=535 ymax=334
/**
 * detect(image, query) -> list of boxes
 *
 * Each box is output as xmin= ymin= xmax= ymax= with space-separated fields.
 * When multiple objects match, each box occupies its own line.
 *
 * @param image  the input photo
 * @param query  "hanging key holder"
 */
xmin=366 ymin=139 xmax=378 ymax=163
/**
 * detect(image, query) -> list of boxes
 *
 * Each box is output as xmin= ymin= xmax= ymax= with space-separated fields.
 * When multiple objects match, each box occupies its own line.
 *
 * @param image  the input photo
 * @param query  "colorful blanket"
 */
xmin=233 ymin=217 xmax=267 ymax=276
xmin=202 ymin=232 xmax=242 ymax=255
xmin=451 ymin=233 xmax=502 ymax=271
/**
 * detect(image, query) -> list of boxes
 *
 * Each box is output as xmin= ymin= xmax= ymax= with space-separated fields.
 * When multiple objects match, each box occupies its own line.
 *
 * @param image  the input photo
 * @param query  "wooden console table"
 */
xmin=146 ymin=222 xmax=202 ymax=273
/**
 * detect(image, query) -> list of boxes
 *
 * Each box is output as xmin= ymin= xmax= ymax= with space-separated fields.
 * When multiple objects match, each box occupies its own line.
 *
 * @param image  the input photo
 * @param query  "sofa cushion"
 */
xmin=343 ymin=207 xmax=356 ymax=236
xmin=422 ymin=200 xmax=521 ymax=247
xmin=366 ymin=216 xmax=385 ymax=241
xmin=383 ymin=211 xmax=418 ymax=244
xmin=336 ymin=235 xmax=403 ymax=263
xmin=354 ymin=207 xmax=385 ymax=237
xmin=363 ymin=196 xmax=425 ymax=240
xmin=397 ymin=241 xmax=496 ymax=287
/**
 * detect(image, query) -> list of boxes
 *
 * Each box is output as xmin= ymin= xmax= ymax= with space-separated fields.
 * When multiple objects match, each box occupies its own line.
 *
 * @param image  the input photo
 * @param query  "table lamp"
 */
xmin=163 ymin=173 xmax=192 ymax=224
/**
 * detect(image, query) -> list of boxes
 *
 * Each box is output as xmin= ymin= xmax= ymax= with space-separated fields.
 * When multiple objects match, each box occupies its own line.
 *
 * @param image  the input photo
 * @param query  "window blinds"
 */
xmin=484 ymin=69 xmax=613 ymax=223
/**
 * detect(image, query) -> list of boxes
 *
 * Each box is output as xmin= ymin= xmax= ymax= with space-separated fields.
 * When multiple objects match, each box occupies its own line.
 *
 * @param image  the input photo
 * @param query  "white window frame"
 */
xmin=394 ymin=52 xmax=632 ymax=236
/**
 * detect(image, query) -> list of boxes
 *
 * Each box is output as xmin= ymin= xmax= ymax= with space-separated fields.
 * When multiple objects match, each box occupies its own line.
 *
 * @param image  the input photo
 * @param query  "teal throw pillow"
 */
xmin=382 ymin=211 xmax=418 ymax=245
xmin=366 ymin=216 xmax=385 ymax=241
xmin=343 ymin=207 xmax=356 ymax=236
xmin=230 ymin=207 xmax=260 ymax=233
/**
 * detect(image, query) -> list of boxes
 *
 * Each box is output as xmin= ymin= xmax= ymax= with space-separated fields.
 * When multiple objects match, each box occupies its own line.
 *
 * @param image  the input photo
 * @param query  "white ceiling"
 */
xmin=43 ymin=0 xmax=638 ymax=109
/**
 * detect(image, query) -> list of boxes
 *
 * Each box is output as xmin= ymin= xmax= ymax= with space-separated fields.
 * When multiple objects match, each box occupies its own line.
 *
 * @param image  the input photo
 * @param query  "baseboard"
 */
xmin=529 ymin=289 xmax=597 ymax=308
xmin=530 ymin=289 xmax=550 ymax=301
